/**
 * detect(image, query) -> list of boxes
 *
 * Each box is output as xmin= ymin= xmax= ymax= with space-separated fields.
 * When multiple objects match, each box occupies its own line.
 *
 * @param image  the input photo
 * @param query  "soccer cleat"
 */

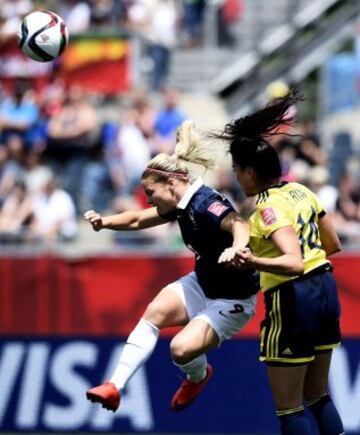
xmin=171 ymin=364 xmax=213 ymax=411
xmin=86 ymin=381 xmax=120 ymax=412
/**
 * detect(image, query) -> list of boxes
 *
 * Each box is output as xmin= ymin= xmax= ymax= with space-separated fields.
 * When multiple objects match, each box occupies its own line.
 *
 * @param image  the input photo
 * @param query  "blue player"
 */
xmin=84 ymin=120 xmax=259 ymax=412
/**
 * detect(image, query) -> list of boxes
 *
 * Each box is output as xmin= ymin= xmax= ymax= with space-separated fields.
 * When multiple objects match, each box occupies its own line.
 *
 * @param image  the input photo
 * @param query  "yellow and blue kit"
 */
xmin=250 ymin=182 xmax=341 ymax=364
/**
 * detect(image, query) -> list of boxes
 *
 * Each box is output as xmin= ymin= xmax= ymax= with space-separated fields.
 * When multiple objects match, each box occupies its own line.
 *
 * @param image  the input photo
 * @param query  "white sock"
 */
xmin=110 ymin=318 xmax=159 ymax=390
xmin=175 ymin=354 xmax=208 ymax=383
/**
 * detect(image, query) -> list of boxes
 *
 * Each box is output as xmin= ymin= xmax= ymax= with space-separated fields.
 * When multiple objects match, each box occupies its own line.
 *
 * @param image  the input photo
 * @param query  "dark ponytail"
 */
xmin=213 ymin=89 xmax=302 ymax=182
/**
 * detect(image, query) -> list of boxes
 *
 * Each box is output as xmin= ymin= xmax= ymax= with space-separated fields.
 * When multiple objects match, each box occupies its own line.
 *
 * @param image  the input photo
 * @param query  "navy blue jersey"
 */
xmin=160 ymin=178 xmax=259 ymax=299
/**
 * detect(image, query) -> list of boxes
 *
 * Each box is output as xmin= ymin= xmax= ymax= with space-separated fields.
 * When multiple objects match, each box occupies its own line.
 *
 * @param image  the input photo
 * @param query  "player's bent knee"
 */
xmin=170 ymin=336 xmax=195 ymax=364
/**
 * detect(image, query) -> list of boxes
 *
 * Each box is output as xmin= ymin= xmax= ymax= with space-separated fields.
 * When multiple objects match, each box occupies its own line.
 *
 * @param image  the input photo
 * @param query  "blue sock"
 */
xmin=307 ymin=394 xmax=344 ymax=435
xmin=277 ymin=407 xmax=312 ymax=435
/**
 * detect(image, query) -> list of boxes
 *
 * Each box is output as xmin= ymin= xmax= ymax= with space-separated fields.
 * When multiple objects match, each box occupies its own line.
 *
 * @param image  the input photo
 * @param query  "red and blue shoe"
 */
xmin=171 ymin=364 xmax=213 ymax=411
xmin=86 ymin=381 xmax=120 ymax=412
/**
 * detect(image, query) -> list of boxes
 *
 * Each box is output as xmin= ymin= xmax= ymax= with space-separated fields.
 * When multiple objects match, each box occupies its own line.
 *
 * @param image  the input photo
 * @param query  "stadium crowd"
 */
xmin=0 ymin=0 xmax=242 ymax=46
xmin=0 ymin=0 xmax=359 ymax=248
xmin=0 ymin=0 xmax=242 ymax=90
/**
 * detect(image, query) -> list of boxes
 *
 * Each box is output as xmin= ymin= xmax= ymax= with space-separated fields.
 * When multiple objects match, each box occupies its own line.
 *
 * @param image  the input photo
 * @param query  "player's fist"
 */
xmin=218 ymin=247 xmax=237 ymax=265
xmin=231 ymin=247 xmax=254 ymax=269
xmin=84 ymin=210 xmax=103 ymax=232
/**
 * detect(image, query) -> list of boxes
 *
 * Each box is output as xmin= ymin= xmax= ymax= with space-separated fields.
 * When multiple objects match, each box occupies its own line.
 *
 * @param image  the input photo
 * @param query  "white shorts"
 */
xmin=167 ymin=272 xmax=257 ymax=343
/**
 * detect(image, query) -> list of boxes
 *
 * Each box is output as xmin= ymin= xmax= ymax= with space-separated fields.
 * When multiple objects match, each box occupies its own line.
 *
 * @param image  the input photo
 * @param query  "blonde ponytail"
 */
xmin=142 ymin=120 xmax=216 ymax=181
xmin=174 ymin=120 xmax=215 ymax=170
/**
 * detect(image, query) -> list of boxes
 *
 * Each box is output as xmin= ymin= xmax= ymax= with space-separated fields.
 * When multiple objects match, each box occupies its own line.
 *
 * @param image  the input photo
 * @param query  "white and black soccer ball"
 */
xmin=18 ymin=10 xmax=69 ymax=62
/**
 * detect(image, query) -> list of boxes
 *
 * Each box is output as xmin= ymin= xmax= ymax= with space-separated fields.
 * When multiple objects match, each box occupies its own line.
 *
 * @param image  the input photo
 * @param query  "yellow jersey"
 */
xmin=249 ymin=182 xmax=330 ymax=292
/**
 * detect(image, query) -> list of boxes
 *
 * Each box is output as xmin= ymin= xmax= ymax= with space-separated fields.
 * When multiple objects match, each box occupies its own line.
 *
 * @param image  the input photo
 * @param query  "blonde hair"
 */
xmin=142 ymin=120 xmax=215 ymax=181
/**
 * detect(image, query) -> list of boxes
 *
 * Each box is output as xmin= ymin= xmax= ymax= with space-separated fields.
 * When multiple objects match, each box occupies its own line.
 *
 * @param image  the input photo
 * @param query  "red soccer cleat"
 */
xmin=86 ymin=381 xmax=121 ymax=412
xmin=171 ymin=364 xmax=213 ymax=411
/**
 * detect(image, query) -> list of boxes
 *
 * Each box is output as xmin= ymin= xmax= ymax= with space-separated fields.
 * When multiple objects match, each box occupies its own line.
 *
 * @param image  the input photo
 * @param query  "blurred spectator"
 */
xmin=131 ymin=91 xmax=157 ymax=139
xmin=153 ymin=88 xmax=187 ymax=155
xmin=278 ymin=142 xmax=297 ymax=181
xmin=38 ymin=67 xmax=66 ymax=120
xmin=0 ymin=13 xmax=8 ymax=44
xmin=335 ymin=173 xmax=360 ymax=220
xmin=213 ymin=167 xmax=249 ymax=213
xmin=327 ymin=131 xmax=353 ymax=187
xmin=220 ymin=0 xmax=243 ymax=22
xmin=285 ymin=159 xmax=310 ymax=185
xmin=89 ymin=0 xmax=126 ymax=28
xmin=57 ymin=0 xmax=91 ymax=34
xmin=308 ymin=166 xmax=338 ymax=214
xmin=106 ymin=107 xmax=151 ymax=196
xmin=295 ymin=135 xmax=327 ymax=167
xmin=0 ymin=180 xmax=32 ymax=241
xmin=46 ymin=85 xmax=98 ymax=208
xmin=23 ymin=149 xmax=53 ymax=194
xmin=27 ymin=174 xmax=78 ymax=244
xmin=331 ymin=172 xmax=360 ymax=243
xmin=217 ymin=0 xmax=243 ymax=47
xmin=0 ymin=143 xmax=23 ymax=206
xmin=80 ymin=153 xmax=112 ymax=213
xmin=299 ymin=118 xmax=321 ymax=147
xmin=282 ymin=142 xmax=327 ymax=185
xmin=127 ymin=0 xmax=178 ymax=91
xmin=0 ymin=83 xmax=5 ymax=103
xmin=7 ymin=133 xmax=26 ymax=165
xmin=0 ymin=0 xmax=32 ymax=41
xmin=182 ymin=0 xmax=205 ymax=47
xmin=0 ymin=81 xmax=40 ymax=148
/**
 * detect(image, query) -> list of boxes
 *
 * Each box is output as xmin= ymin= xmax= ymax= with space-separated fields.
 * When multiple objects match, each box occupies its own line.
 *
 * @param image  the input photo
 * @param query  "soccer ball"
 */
xmin=18 ymin=10 xmax=69 ymax=62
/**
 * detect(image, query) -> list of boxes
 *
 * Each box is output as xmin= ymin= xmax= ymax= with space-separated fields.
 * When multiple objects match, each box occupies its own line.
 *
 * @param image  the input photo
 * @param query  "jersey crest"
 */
xmin=207 ymin=201 xmax=229 ymax=216
xmin=260 ymin=207 xmax=277 ymax=226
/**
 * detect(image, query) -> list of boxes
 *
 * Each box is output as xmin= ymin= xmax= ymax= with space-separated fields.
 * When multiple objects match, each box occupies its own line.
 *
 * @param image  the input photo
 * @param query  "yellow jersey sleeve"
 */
xmin=255 ymin=200 xmax=294 ymax=239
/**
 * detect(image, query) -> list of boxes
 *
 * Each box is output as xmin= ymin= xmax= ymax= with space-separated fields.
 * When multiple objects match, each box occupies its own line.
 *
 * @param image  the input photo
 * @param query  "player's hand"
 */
xmin=84 ymin=210 xmax=103 ymax=232
xmin=218 ymin=247 xmax=238 ymax=265
xmin=231 ymin=247 xmax=255 ymax=269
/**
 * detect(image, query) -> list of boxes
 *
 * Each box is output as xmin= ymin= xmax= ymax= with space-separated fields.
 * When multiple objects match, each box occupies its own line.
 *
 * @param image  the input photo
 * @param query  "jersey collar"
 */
xmin=257 ymin=181 xmax=288 ymax=195
xmin=177 ymin=177 xmax=204 ymax=209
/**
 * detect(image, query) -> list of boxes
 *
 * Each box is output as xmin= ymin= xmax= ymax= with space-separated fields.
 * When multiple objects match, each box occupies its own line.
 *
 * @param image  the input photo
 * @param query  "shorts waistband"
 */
xmin=296 ymin=262 xmax=333 ymax=281
xmin=264 ymin=263 xmax=333 ymax=295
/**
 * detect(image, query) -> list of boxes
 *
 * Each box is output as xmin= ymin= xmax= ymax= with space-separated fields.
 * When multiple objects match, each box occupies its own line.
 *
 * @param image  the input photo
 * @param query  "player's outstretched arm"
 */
xmin=84 ymin=207 xmax=168 ymax=232
xmin=232 ymin=226 xmax=304 ymax=275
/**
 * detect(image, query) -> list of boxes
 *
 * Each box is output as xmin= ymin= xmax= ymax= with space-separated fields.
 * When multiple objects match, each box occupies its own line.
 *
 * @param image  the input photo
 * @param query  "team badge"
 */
xmin=260 ymin=207 xmax=277 ymax=226
xmin=207 ymin=201 xmax=229 ymax=216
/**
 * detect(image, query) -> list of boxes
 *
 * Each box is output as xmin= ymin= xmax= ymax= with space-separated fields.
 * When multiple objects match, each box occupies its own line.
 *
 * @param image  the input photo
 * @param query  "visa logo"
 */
xmin=0 ymin=340 xmax=359 ymax=432
xmin=0 ymin=341 xmax=154 ymax=431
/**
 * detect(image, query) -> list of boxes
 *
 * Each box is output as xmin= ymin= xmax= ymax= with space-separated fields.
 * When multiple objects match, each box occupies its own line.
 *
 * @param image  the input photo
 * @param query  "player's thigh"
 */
xmin=143 ymin=286 xmax=188 ymax=328
xmin=198 ymin=295 xmax=256 ymax=343
xmin=266 ymin=364 xmax=308 ymax=410
xmin=170 ymin=318 xmax=219 ymax=361
xmin=304 ymin=350 xmax=332 ymax=400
